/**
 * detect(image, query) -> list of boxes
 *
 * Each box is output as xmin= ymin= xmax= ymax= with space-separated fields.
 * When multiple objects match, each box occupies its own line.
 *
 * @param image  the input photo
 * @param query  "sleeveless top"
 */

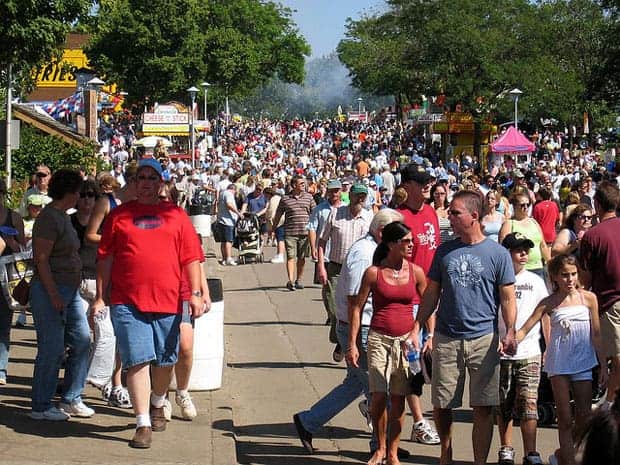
xmin=544 ymin=293 xmax=597 ymax=376
xmin=1 ymin=210 xmax=15 ymax=257
xmin=370 ymin=263 xmax=416 ymax=336
xmin=482 ymin=215 xmax=503 ymax=242
xmin=509 ymin=219 xmax=544 ymax=270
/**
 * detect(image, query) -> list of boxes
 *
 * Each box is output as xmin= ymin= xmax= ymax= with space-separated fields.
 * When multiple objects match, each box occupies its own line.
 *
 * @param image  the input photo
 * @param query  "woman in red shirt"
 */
xmin=348 ymin=221 xmax=427 ymax=465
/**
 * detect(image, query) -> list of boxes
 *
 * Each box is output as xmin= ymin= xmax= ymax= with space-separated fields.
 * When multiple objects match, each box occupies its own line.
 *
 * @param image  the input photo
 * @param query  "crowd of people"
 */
xmin=1 ymin=116 xmax=619 ymax=460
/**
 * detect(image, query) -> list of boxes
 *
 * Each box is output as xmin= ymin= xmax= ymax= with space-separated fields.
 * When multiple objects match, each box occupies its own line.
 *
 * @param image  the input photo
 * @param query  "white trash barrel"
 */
xmin=170 ymin=278 xmax=224 ymax=391
xmin=190 ymin=214 xmax=212 ymax=237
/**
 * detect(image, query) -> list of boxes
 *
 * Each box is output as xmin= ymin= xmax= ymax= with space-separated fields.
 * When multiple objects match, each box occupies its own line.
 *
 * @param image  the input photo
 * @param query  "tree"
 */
xmin=338 ymin=0 xmax=619 ymax=156
xmin=85 ymin=0 xmax=310 ymax=107
xmin=0 ymin=0 xmax=91 ymax=92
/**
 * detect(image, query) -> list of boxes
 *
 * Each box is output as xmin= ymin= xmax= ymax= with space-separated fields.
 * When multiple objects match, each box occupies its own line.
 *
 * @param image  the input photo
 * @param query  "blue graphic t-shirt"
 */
xmin=429 ymin=238 xmax=515 ymax=339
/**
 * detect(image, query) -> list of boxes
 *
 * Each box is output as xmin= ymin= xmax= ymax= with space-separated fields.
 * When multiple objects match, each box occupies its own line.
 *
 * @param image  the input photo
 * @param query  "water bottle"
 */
xmin=406 ymin=342 xmax=421 ymax=375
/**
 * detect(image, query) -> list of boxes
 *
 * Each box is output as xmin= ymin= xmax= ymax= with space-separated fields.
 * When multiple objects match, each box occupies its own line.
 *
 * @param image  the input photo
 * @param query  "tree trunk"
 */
xmin=473 ymin=119 xmax=481 ymax=173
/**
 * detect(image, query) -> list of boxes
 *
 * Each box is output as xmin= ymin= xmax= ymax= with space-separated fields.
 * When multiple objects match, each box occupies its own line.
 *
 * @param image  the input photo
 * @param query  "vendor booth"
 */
xmin=488 ymin=126 xmax=535 ymax=170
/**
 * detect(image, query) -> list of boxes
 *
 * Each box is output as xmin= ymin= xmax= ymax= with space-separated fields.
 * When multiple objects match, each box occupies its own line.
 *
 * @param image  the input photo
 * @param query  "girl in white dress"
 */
xmin=516 ymin=254 xmax=607 ymax=465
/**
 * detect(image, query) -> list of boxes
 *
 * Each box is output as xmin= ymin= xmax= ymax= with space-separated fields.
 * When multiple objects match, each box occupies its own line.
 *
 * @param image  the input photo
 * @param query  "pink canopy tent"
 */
xmin=489 ymin=126 xmax=535 ymax=153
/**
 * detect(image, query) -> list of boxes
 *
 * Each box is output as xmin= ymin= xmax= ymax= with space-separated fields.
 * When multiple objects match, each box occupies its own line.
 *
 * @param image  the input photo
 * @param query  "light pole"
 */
xmin=509 ymin=88 xmax=523 ymax=129
xmin=224 ymin=82 xmax=230 ymax=127
xmin=187 ymin=86 xmax=199 ymax=168
xmin=201 ymin=81 xmax=210 ymax=121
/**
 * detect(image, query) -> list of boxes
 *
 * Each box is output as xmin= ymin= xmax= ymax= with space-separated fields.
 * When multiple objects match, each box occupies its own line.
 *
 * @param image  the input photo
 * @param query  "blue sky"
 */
xmin=278 ymin=0 xmax=386 ymax=59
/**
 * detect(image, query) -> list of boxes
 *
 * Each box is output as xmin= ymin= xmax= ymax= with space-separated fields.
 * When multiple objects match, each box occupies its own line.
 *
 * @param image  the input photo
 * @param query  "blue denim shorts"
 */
xmin=275 ymin=225 xmax=285 ymax=242
xmin=221 ymin=224 xmax=235 ymax=243
xmin=110 ymin=304 xmax=181 ymax=368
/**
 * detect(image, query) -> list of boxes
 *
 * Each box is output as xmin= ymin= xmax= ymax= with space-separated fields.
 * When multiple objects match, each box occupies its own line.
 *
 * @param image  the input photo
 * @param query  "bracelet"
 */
xmin=426 ymin=333 xmax=434 ymax=339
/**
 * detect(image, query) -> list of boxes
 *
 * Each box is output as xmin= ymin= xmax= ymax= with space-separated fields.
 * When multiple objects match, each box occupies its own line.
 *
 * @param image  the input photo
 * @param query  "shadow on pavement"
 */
xmin=226 ymin=321 xmax=326 ymax=327
xmin=228 ymin=361 xmax=342 ymax=370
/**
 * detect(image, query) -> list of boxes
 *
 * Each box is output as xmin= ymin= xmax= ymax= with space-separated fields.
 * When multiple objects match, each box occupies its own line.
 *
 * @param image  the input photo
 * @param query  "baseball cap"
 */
xmin=138 ymin=158 xmax=163 ymax=178
xmin=512 ymin=169 xmax=525 ymax=178
xmin=401 ymin=163 xmax=432 ymax=185
xmin=502 ymin=232 xmax=535 ymax=250
xmin=326 ymin=179 xmax=342 ymax=190
xmin=350 ymin=183 xmax=368 ymax=195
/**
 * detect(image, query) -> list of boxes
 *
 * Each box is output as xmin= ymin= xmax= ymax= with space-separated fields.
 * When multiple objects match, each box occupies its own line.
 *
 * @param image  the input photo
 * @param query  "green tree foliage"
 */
xmin=3 ymin=126 xmax=98 ymax=184
xmin=85 ymin=0 xmax=310 ymax=106
xmin=338 ymin=0 xmax=619 ymax=139
xmin=0 ymin=0 xmax=91 ymax=92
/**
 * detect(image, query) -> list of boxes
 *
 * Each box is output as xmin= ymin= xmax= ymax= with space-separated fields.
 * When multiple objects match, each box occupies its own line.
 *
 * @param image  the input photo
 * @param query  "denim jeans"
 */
xmin=0 ymin=292 xmax=13 ymax=381
xmin=298 ymin=321 xmax=377 ymax=449
xmin=30 ymin=280 xmax=91 ymax=412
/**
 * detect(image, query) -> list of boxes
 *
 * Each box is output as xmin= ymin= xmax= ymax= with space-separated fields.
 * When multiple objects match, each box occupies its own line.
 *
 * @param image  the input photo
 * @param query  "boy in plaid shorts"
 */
xmin=497 ymin=233 xmax=549 ymax=465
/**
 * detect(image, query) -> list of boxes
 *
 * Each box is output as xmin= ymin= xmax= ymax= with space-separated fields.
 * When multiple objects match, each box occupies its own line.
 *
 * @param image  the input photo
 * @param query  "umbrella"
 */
xmin=133 ymin=136 xmax=173 ymax=148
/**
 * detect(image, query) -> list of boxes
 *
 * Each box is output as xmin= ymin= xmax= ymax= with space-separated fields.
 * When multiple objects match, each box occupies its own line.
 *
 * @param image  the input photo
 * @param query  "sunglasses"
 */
xmin=79 ymin=192 xmax=96 ymax=198
xmin=36 ymin=172 xmax=49 ymax=178
xmin=518 ymin=202 xmax=530 ymax=208
xmin=578 ymin=214 xmax=593 ymax=221
xmin=137 ymin=175 xmax=160 ymax=181
xmin=397 ymin=238 xmax=413 ymax=244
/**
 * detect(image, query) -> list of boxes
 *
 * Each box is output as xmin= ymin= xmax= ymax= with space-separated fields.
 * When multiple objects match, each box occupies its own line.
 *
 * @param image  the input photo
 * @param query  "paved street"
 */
xmin=0 ymin=242 xmax=562 ymax=464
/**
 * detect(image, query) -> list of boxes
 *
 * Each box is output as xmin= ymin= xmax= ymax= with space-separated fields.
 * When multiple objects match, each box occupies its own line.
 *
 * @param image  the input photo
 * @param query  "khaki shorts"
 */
xmin=367 ymin=329 xmax=412 ymax=396
xmin=601 ymin=300 xmax=620 ymax=358
xmin=284 ymin=234 xmax=310 ymax=260
xmin=432 ymin=332 xmax=500 ymax=409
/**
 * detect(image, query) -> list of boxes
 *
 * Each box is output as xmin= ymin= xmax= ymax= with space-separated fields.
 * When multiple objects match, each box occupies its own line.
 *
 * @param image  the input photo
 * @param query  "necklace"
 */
xmin=392 ymin=269 xmax=401 ymax=279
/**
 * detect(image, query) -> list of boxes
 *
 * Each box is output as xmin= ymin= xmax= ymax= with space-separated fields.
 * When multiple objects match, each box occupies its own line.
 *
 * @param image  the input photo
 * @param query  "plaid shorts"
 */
xmin=497 ymin=356 xmax=541 ymax=421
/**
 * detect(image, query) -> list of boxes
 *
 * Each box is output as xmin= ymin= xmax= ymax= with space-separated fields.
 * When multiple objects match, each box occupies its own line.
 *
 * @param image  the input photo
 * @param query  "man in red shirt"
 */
xmin=532 ymin=188 xmax=560 ymax=244
xmin=580 ymin=181 xmax=620 ymax=411
xmin=396 ymin=163 xmax=441 ymax=444
xmin=92 ymin=158 xmax=206 ymax=449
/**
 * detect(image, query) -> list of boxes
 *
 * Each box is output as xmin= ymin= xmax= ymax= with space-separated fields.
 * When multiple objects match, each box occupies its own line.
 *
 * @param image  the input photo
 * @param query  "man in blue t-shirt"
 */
xmin=407 ymin=190 xmax=517 ymax=465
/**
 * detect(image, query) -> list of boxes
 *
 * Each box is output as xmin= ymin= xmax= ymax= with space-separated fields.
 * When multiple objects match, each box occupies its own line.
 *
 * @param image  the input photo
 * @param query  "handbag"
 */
xmin=12 ymin=276 xmax=30 ymax=306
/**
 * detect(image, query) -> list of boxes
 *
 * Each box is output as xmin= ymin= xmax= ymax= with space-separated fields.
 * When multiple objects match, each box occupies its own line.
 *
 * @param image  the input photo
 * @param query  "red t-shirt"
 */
xmin=98 ymin=201 xmax=203 ymax=314
xmin=580 ymin=217 xmax=620 ymax=313
xmin=532 ymin=200 xmax=559 ymax=243
xmin=396 ymin=203 xmax=440 ymax=303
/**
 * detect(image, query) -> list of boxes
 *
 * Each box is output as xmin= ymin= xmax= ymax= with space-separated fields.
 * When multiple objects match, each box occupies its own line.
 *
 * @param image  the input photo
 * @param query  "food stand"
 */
xmin=488 ymin=126 xmax=536 ymax=169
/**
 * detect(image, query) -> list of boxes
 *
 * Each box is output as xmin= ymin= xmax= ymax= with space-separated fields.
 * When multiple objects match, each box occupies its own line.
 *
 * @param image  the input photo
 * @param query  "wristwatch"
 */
xmin=191 ymin=290 xmax=202 ymax=297
xmin=426 ymin=333 xmax=434 ymax=339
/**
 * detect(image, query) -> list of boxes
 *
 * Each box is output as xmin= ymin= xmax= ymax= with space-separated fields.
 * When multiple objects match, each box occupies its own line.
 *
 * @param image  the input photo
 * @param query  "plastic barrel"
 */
xmin=170 ymin=278 xmax=224 ymax=391
xmin=190 ymin=214 xmax=212 ymax=237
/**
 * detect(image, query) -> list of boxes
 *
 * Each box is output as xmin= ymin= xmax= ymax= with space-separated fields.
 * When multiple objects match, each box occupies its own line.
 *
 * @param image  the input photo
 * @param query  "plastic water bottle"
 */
xmin=406 ymin=342 xmax=421 ymax=375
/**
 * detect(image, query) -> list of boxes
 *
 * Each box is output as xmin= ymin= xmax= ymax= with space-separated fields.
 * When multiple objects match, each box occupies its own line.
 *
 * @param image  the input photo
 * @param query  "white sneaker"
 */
xmin=162 ymin=398 xmax=172 ymax=421
xmin=225 ymin=258 xmax=238 ymax=266
xmin=30 ymin=406 xmax=70 ymax=421
xmin=358 ymin=400 xmax=373 ymax=432
xmin=175 ymin=392 xmax=197 ymax=420
xmin=59 ymin=400 xmax=95 ymax=418
xmin=270 ymin=254 xmax=284 ymax=264
xmin=411 ymin=419 xmax=440 ymax=444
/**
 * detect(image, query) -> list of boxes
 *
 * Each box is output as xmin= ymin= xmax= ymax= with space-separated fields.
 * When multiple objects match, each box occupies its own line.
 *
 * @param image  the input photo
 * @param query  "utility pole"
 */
xmin=5 ymin=64 xmax=12 ymax=188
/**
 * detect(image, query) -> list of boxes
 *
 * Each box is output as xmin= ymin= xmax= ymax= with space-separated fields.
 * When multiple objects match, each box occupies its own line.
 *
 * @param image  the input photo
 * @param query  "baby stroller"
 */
xmin=536 ymin=364 xmax=607 ymax=426
xmin=235 ymin=213 xmax=263 ymax=264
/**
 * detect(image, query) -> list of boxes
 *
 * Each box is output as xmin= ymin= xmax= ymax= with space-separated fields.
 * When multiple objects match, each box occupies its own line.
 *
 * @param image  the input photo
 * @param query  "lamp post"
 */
xmin=224 ymin=82 xmax=230 ymax=127
xmin=509 ymin=88 xmax=523 ymax=129
xmin=357 ymin=97 xmax=363 ymax=114
xmin=201 ymin=81 xmax=210 ymax=121
xmin=187 ymin=86 xmax=199 ymax=168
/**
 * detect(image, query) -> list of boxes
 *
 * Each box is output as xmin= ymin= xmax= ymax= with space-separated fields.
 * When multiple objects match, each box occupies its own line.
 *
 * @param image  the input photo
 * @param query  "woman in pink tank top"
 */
xmin=348 ymin=221 xmax=427 ymax=465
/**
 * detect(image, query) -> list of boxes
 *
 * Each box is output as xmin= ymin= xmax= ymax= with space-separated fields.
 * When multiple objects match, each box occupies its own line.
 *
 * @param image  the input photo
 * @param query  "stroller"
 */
xmin=536 ymin=364 xmax=607 ymax=426
xmin=235 ymin=213 xmax=264 ymax=264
